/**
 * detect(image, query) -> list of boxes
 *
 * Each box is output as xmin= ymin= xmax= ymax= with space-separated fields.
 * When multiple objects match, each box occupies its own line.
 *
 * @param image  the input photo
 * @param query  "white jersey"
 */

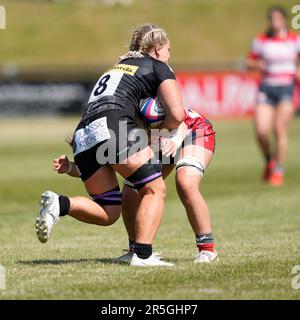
xmin=249 ymin=31 xmax=300 ymax=86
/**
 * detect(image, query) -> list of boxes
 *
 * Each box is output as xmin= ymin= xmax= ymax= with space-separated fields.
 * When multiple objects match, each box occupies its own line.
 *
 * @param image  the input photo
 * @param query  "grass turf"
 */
xmin=0 ymin=116 xmax=300 ymax=300
xmin=1 ymin=0 xmax=299 ymax=67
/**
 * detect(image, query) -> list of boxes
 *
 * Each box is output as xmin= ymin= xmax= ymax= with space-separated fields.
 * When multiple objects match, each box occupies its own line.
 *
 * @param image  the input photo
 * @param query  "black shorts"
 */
xmin=73 ymin=108 xmax=149 ymax=181
xmin=257 ymin=83 xmax=295 ymax=107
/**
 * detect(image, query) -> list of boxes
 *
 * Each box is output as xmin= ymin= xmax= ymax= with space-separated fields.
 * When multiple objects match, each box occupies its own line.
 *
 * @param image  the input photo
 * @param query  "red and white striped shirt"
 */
xmin=248 ymin=31 xmax=300 ymax=86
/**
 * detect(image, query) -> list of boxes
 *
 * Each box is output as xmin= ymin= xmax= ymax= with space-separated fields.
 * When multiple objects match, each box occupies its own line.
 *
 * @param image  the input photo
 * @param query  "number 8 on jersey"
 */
xmin=89 ymin=72 xmax=123 ymax=103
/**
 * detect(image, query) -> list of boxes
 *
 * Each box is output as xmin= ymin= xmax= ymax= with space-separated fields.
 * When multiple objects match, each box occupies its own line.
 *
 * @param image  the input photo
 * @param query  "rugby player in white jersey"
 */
xmin=248 ymin=6 xmax=300 ymax=186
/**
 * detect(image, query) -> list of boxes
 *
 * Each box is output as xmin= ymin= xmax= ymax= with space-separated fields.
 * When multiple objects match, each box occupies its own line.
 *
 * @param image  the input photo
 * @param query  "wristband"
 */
xmin=170 ymin=135 xmax=183 ymax=148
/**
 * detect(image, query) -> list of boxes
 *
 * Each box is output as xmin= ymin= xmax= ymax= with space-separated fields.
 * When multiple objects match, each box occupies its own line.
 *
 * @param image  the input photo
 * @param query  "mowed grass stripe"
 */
xmin=0 ymin=117 xmax=299 ymax=299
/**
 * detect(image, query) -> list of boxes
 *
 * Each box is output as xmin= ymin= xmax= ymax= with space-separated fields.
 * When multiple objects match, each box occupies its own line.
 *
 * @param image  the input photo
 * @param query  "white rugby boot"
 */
xmin=194 ymin=250 xmax=218 ymax=263
xmin=114 ymin=250 xmax=163 ymax=264
xmin=114 ymin=250 xmax=134 ymax=264
xmin=130 ymin=253 xmax=174 ymax=267
xmin=35 ymin=191 xmax=60 ymax=243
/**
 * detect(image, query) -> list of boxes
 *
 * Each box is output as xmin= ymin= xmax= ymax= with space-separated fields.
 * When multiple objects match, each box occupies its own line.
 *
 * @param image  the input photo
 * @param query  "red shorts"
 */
xmin=192 ymin=132 xmax=216 ymax=153
xmin=184 ymin=117 xmax=216 ymax=153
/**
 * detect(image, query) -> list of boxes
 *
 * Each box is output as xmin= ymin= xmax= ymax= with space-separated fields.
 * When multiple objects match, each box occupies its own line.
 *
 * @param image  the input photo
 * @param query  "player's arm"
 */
xmin=157 ymin=79 xmax=185 ymax=130
xmin=295 ymin=60 xmax=300 ymax=82
xmin=161 ymin=121 xmax=188 ymax=157
xmin=247 ymin=56 xmax=265 ymax=72
xmin=247 ymin=37 xmax=264 ymax=72
xmin=53 ymin=155 xmax=80 ymax=178
xmin=295 ymin=36 xmax=300 ymax=81
xmin=170 ymin=120 xmax=188 ymax=145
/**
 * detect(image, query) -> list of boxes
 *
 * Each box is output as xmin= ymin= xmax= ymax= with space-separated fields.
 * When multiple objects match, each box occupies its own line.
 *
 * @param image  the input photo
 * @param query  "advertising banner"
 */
xmin=0 ymin=71 xmax=299 ymax=116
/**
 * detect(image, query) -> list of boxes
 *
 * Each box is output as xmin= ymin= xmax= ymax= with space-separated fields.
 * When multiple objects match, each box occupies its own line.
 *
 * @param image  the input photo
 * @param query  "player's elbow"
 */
xmin=246 ymin=59 xmax=254 ymax=70
xmin=247 ymin=58 xmax=259 ymax=71
xmin=162 ymin=116 xmax=183 ymax=130
xmin=167 ymin=110 xmax=185 ymax=129
xmin=173 ymin=109 xmax=185 ymax=126
xmin=172 ymin=117 xmax=184 ymax=129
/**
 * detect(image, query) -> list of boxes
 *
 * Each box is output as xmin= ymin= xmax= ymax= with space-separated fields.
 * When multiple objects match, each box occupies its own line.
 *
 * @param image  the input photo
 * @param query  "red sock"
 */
xmin=197 ymin=243 xmax=215 ymax=252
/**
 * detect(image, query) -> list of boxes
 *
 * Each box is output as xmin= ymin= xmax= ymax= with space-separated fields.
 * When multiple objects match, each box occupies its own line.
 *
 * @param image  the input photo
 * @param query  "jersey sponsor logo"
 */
xmin=112 ymin=64 xmax=139 ymax=76
xmin=73 ymin=117 xmax=111 ymax=156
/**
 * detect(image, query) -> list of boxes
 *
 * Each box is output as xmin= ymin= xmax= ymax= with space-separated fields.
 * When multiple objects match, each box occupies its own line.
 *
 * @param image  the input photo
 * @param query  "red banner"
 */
xmin=176 ymin=71 xmax=259 ymax=117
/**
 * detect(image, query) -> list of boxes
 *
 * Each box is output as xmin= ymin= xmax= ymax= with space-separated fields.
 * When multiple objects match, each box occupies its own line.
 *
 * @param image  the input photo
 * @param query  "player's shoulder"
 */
xmin=120 ymin=55 xmax=173 ymax=73
xmin=118 ymin=55 xmax=150 ymax=66
xmin=254 ymin=31 xmax=300 ymax=42
xmin=287 ymin=31 xmax=300 ymax=41
xmin=254 ymin=33 xmax=268 ymax=42
xmin=146 ymin=55 xmax=170 ymax=69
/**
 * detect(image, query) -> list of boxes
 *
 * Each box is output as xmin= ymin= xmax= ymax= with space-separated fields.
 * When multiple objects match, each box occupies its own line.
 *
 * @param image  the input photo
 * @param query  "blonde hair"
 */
xmin=119 ymin=23 xmax=168 ymax=61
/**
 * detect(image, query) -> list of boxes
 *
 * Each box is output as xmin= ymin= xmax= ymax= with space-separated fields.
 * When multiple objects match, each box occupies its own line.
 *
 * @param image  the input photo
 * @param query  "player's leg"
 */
xmin=115 ymin=164 xmax=175 ymax=263
xmin=113 ymin=146 xmax=173 ymax=266
xmin=175 ymin=139 xmax=217 ymax=263
xmin=121 ymin=182 xmax=140 ymax=254
xmin=131 ymin=165 xmax=174 ymax=242
xmin=270 ymin=100 xmax=295 ymax=185
xmin=120 ymin=163 xmax=175 ymax=248
xmin=36 ymin=165 xmax=121 ymax=243
xmin=67 ymin=165 xmax=121 ymax=225
xmin=176 ymin=149 xmax=212 ymax=235
xmin=253 ymin=103 xmax=276 ymax=180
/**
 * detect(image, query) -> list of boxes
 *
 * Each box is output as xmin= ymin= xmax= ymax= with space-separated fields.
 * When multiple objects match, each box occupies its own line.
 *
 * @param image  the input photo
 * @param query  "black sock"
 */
xmin=265 ymin=154 xmax=271 ymax=163
xmin=196 ymin=233 xmax=214 ymax=245
xmin=133 ymin=243 xmax=152 ymax=259
xmin=58 ymin=195 xmax=70 ymax=216
xmin=129 ymin=239 xmax=136 ymax=252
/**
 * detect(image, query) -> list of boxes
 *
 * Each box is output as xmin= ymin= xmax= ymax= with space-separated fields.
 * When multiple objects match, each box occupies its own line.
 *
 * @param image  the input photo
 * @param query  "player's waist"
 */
xmin=81 ymin=103 xmax=124 ymax=124
xmin=261 ymin=76 xmax=295 ymax=86
xmin=261 ymin=71 xmax=296 ymax=85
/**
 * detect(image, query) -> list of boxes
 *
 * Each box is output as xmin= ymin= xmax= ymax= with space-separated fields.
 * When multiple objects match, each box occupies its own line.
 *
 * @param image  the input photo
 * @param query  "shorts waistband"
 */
xmin=80 ymin=104 xmax=123 ymax=124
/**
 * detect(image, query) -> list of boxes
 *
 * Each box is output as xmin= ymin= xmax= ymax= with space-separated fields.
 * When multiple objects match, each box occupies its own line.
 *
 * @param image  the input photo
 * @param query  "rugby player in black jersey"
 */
xmin=35 ymin=24 xmax=185 ymax=266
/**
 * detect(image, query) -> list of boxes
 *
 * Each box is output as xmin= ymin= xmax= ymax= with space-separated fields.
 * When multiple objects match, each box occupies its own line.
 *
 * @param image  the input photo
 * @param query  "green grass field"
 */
xmin=1 ymin=0 xmax=299 ymax=67
xmin=0 ymin=116 xmax=300 ymax=300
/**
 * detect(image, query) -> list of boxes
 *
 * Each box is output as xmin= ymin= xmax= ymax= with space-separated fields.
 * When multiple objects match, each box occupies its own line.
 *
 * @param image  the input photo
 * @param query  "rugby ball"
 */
xmin=139 ymin=97 xmax=166 ymax=128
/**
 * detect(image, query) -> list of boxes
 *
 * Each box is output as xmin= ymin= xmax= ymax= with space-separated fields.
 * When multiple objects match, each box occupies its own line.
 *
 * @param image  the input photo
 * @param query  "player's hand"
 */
xmin=258 ymin=60 xmax=266 ymax=72
xmin=150 ymin=131 xmax=160 ymax=152
xmin=53 ymin=155 xmax=71 ymax=174
xmin=161 ymin=137 xmax=178 ymax=157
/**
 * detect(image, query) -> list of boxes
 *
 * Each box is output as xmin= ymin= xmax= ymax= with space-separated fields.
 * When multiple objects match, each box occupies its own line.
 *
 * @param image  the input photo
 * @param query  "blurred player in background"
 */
xmin=247 ymin=6 xmax=300 ymax=186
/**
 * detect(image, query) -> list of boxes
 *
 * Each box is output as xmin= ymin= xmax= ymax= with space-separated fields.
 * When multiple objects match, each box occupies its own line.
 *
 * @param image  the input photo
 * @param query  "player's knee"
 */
xmin=274 ymin=124 xmax=287 ymax=137
xmin=90 ymin=186 xmax=122 ymax=226
xmin=256 ymin=129 xmax=269 ymax=140
xmin=141 ymin=178 xmax=167 ymax=199
xmin=102 ymin=207 xmax=121 ymax=226
xmin=176 ymin=175 xmax=196 ymax=199
xmin=90 ymin=206 xmax=121 ymax=226
xmin=90 ymin=186 xmax=122 ymax=207
xmin=126 ymin=161 xmax=163 ymax=191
